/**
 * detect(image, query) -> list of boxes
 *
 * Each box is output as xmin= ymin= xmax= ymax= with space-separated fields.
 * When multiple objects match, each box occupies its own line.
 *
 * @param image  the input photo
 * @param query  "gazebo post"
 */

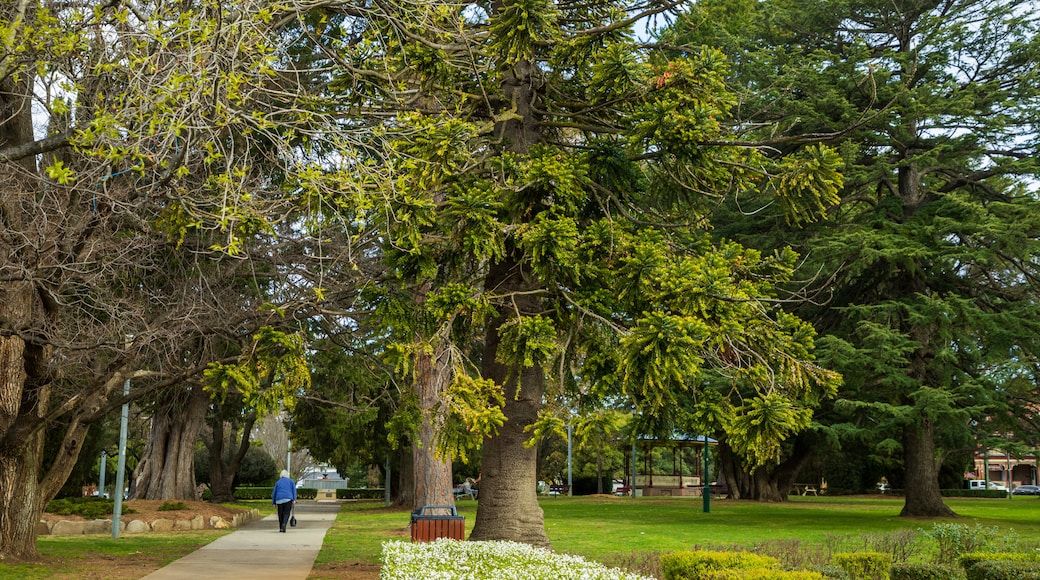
xmin=702 ymin=434 xmax=710 ymax=513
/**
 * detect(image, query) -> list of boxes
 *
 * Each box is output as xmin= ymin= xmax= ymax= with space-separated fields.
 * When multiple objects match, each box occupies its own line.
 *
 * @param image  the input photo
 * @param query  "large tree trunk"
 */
xmin=0 ymin=430 xmax=48 ymax=562
xmin=469 ymin=255 xmax=550 ymax=548
xmin=204 ymin=412 xmax=257 ymax=503
xmin=411 ymin=344 xmax=454 ymax=511
xmin=395 ymin=445 xmax=415 ymax=507
xmin=130 ymin=386 xmax=208 ymax=500
xmin=900 ymin=417 xmax=956 ymax=517
xmin=718 ymin=436 xmax=816 ymax=502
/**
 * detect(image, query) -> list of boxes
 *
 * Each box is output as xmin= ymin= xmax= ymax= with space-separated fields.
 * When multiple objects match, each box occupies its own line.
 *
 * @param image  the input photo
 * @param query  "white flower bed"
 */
xmin=381 ymin=539 xmax=654 ymax=580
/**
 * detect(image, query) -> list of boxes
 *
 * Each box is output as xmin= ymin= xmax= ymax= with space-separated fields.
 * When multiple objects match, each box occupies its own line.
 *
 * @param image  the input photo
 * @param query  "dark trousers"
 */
xmin=276 ymin=502 xmax=293 ymax=530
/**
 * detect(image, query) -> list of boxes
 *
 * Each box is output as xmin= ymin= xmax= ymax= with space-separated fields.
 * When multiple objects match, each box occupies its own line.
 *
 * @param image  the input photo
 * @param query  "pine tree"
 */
xmin=673 ymin=0 xmax=1040 ymax=516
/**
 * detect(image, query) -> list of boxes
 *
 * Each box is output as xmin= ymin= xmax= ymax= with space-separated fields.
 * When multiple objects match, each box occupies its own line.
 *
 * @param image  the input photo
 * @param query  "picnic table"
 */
xmin=791 ymin=483 xmax=818 ymax=496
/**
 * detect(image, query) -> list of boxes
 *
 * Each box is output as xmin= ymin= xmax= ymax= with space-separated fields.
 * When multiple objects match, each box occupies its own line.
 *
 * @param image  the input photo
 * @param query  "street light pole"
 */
xmin=111 ymin=373 xmax=131 ymax=538
xmin=702 ymin=434 xmax=710 ymax=513
xmin=566 ymin=422 xmax=573 ymax=496
xmin=99 ymin=450 xmax=107 ymax=498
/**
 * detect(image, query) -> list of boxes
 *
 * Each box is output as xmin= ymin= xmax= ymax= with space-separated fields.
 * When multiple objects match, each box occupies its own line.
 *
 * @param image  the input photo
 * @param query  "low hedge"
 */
xmin=959 ymin=551 xmax=1040 ymax=570
xmin=940 ymin=489 xmax=1007 ymax=499
xmin=232 ymin=486 xmax=275 ymax=500
xmin=964 ymin=560 xmax=1040 ymax=580
xmin=700 ymin=569 xmax=824 ymax=579
xmin=661 ymin=551 xmax=780 ymax=580
xmin=337 ymin=488 xmax=385 ymax=500
xmin=832 ymin=551 xmax=891 ymax=580
xmin=45 ymin=497 xmax=135 ymax=519
xmin=889 ymin=563 xmax=954 ymax=580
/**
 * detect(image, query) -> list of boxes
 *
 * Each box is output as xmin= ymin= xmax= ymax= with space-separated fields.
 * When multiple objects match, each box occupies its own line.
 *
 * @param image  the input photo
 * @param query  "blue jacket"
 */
xmin=272 ymin=476 xmax=297 ymax=504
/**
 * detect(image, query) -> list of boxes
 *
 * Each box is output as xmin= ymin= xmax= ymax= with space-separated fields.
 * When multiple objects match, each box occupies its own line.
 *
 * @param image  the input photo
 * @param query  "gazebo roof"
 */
xmin=637 ymin=431 xmax=717 ymax=444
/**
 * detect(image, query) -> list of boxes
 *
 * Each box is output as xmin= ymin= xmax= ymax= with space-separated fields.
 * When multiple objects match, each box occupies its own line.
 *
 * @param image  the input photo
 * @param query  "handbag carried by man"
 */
xmin=290 ymin=505 xmax=297 ymax=527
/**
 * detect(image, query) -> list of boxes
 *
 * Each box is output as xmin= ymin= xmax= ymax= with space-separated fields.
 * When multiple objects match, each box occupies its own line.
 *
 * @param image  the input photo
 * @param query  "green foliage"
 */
xmin=44 ymin=498 xmax=134 ymax=519
xmin=488 ymin=0 xmax=559 ymax=66
xmin=701 ymin=570 xmax=824 ymax=580
xmin=336 ymin=488 xmax=386 ymax=500
xmin=496 ymin=315 xmax=559 ymax=374
xmin=922 ymin=523 xmax=1010 ymax=566
xmin=964 ymin=560 xmax=1040 ymax=580
xmin=940 ymin=489 xmax=1007 ymax=499
xmin=231 ymin=487 xmax=274 ymax=500
xmin=831 ymin=552 xmax=891 ymax=580
xmin=660 ymin=550 xmax=780 ymax=580
xmin=958 ymin=551 xmax=1040 ymax=570
xmin=726 ymin=393 xmax=814 ymax=468
xmin=204 ymin=327 xmax=310 ymax=414
xmin=887 ymin=563 xmax=953 ymax=580
xmin=437 ymin=374 xmax=507 ymax=462
xmin=158 ymin=501 xmax=189 ymax=512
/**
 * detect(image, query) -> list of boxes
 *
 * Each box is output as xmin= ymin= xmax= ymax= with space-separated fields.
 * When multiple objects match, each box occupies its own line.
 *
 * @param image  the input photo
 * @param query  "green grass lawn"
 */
xmin=315 ymin=495 xmax=1040 ymax=572
xmin=0 ymin=531 xmax=233 ymax=579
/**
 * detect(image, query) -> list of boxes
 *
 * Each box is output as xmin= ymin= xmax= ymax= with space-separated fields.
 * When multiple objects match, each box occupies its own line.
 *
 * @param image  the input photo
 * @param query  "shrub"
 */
xmin=232 ymin=486 xmax=274 ymax=500
xmin=337 ymin=488 xmax=385 ymax=500
xmin=660 ymin=550 xmax=779 ymax=580
xmin=700 ymin=569 xmax=824 ymax=579
xmin=964 ymin=560 xmax=1040 ymax=580
xmin=888 ymin=563 xmax=954 ymax=580
xmin=940 ymin=489 xmax=1007 ymax=499
xmin=381 ymin=539 xmax=652 ymax=580
xmin=158 ymin=501 xmax=189 ymax=511
xmin=921 ymin=523 xmax=1002 ymax=566
xmin=45 ymin=497 xmax=135 ymax=519
xmin=832 ymin=551 xmax=891 ymax=580
xmin=958 ymin=550 xmax=1040 ymax=570
xmin=810 ymin=564 xmax=850 ymax=579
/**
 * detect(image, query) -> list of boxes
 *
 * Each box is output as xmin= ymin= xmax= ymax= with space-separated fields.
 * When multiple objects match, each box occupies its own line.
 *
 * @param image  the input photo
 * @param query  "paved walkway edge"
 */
xmin=141 ymin=501 xmax=341 ymax=580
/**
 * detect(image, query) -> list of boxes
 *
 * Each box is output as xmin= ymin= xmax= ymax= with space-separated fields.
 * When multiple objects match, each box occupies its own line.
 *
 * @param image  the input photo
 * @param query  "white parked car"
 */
xmin=968 ymin=479 xmax=1007 ymax=491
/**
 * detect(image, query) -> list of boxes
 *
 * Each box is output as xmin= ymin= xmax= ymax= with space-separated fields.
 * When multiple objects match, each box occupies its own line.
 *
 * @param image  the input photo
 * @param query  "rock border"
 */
xmin=38 ymin=508 xmax=262 ymax=536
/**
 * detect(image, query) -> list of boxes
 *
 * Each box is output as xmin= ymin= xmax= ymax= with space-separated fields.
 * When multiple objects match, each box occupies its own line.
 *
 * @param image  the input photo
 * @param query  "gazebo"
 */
xmin=623 ymin=432 xmax=718 ymax=497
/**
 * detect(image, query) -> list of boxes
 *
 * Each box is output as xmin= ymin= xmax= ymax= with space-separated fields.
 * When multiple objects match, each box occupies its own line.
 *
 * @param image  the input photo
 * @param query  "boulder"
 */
xmin=51 ymin=520 xmax=86 ymax=535
xmin=84 ymin=519 xmax=111 ymax=534
xmin=210 ymin=516 xmax=230 ymax=529
xmin=125 ymin=519 xmax=150 ymax=534
xmin=150 ymin=519 xmax=175 ymax=533
xmin=175 ymin=519 xmax=192 ymax=531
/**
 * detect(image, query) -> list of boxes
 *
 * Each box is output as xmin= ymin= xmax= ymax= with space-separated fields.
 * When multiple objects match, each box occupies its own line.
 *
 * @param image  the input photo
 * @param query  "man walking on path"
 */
xmin=141 ymin=500 xmax=340 ymax=580
xmin=273 ymin=470 xmax=297 ymax=533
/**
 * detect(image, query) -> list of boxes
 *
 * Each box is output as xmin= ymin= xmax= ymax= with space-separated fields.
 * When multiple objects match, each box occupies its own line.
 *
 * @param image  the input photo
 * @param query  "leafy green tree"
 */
xmin=319 ymin=0 xmax=842 ymax=546
xmin=0 ymin=0 xmax=358 ymax=558
xmin=673 ymin=0 xmax=1040 ymax=516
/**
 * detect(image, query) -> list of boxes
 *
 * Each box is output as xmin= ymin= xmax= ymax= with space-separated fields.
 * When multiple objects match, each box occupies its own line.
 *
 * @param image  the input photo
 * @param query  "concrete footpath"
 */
xmin=141 ymin=501 xmax=341 ymax=580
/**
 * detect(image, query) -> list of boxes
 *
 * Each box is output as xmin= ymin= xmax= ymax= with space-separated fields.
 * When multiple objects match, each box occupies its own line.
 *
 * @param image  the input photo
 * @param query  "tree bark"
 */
xmin=204 ymin=412 xmax=257 ymax=503
xmin=469 ymin=255 xmax=550 ymax=548
xmin=411 ymin=344 xmax=454 ymax=511
xmin=719 ymin=436 xmax=815 ymax=502
xmin=395 ymin=445 xmax=415 ymax=507
xmin=0 ymin=429 xmax=47 ymax=562
xmin=130 ymin=386 xmax=208 ymax=500
xmin=900 ymin=417 xmax=956 ymax=517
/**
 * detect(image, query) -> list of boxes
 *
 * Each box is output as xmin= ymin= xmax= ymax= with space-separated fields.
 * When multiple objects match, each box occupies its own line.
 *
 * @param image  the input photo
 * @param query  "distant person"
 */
xmin=272 ymin=470 xmax=297 ymax=533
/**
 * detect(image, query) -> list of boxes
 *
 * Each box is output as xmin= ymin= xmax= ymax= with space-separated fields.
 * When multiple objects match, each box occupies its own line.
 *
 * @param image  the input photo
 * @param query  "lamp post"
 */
xmin=566 ymin=422 xmax=573 ymax=496
xmin=98 ymin=450 xmax=107 ymax=498
xmin=111 ymin=336 xmax=132 ymax=539
xmin=702 ymin=434 xmax=710 ymax=513
xmin=111 ymin=372 xmax=131 ymax=538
